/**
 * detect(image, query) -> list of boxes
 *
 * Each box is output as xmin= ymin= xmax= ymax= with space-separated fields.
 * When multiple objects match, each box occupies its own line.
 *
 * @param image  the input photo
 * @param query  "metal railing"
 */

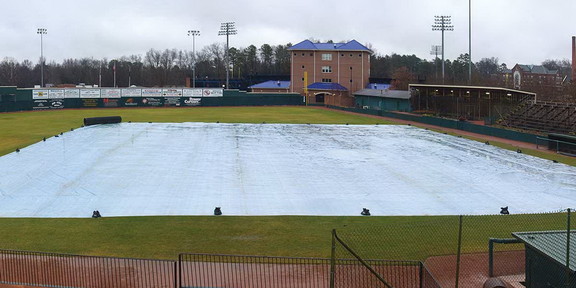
xmin=0 ymin=249 xmax=176 ymax=288
xmin=179 ymin=253 xmax=331 ymax=288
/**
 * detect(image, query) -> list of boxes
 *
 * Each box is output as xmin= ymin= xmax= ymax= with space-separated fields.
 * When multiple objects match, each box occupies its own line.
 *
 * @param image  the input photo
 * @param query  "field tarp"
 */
xmin=0 ymin=123 xmax=575 ymax=217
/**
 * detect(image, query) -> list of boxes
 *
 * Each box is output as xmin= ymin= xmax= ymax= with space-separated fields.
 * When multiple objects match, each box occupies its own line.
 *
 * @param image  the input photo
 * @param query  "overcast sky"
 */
xmin=2 ymin=0 xmax=575 ymax=67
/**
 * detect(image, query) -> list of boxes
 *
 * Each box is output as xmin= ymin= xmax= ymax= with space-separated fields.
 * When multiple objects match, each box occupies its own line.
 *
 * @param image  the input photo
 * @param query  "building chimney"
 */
xmin=572 ymin=36 xmax=576 ymax=82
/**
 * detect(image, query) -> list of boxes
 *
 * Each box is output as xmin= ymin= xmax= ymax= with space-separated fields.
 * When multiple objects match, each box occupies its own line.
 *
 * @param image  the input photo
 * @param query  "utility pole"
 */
xmin=432 ymin=16 xmax=453 ymax=84
xmin=218 ymin=22 xmax=237 ymax=89
xmin=187 ymin=30 xmax=200 ymax=88
xmin=37 ymin=28 xmax=47 ymax=87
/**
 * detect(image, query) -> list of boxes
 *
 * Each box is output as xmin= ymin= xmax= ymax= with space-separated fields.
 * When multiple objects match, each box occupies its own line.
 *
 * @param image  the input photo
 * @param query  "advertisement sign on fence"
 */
xmin=164 ymin=97 xmax=181 ymax=106
xmin=32 ymin=90 xmax=48 ymax=99
xmin=103 ymin=98 xmax=119 ymax=107
xmin=202 ymin=89 xmax=223 ymax=97
xmin=142 ymin=88 xmax=162 ymax=97
xmin=183 ymin=97 xmax=202 ymax=106
xmin=48 ymin=89 xmax=65 ymax=99
xmin=183 ymin=89 xmax=203 ymax=97
xmin=80 ymin=89 xmax=101 ymax=98
xmin=81 ymin=99 xmax=99 ymax=107
xmin=65 ymin=89 xmax=80 ymax=98
xmin=33 ymin=99 xmax=65 ymax=109
xmin=141 ymin=97 xmax=163 ymax=106
xmin=101 ymin=89 xmax=121 ymax=99
xmin=123 ymin=98 xmax=139 ymax=107
xmin=122 ymin=89 xmax=142 ymax=97
xmin=162 ymin=89 xmax=182 ymax=97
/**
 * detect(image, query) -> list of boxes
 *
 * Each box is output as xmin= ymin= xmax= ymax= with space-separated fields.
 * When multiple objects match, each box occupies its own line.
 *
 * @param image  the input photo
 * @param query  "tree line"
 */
xmin=0 ymin=41 xmax=573 ymax=97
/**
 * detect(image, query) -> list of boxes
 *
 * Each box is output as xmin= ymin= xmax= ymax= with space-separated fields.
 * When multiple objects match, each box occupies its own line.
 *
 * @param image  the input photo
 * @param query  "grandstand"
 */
xmin=499 ymin=100 xmax=576 ymax=135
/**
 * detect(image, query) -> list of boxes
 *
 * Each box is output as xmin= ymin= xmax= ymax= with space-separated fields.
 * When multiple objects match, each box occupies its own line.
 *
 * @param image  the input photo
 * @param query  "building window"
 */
xmin=322 ymin=78 xmax=332 ymax=83
xmin=293 ymin=53 xmax=297 ymax=56
xmin=322 ymin=66 xmax=332 ymax=73
xmin=302 ymin=78 xmax=305 ymax=81
xmin=302 ymin=53 xmax=305 ymax=56
xmin=310 ymin=53 xmax=314 ymax=56
xmin=302 ymin=65 xmax=305 ymax=69
xmin=322 ymin=53 xmax=332 ymax=61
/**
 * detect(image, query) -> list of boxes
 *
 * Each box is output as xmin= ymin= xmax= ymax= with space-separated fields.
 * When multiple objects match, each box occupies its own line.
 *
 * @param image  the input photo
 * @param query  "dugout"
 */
xmin=513 ymin=231 xmax=576 ymax=288
xmin=409 ymin=84 xmax=536 ymax=123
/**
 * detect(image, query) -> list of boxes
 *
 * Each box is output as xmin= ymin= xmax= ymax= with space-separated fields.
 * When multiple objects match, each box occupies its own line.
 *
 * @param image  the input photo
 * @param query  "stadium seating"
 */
xmin=499 ymin=101 xmax=576 ymax=134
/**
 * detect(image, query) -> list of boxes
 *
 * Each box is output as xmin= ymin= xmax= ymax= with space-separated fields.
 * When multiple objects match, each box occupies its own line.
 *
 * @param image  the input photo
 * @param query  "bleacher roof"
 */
xmin=289 ymin=40 xmax=372 ymax=53
xmin=248 ymin=80 xmax=290 ymax=89
xmin=307 ymin=82 xmax=348 ymax=91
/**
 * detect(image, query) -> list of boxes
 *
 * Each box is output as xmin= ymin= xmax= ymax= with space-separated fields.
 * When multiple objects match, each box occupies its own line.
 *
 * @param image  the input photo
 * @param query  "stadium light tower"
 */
xmin=430 ymin=45 xmax=442 ymax=80
xmin=187 ymin=30 xmax=200 ymax=88
xmin=218 ymin=22 xmax=237 ymax=89
xmin=432 ymin=16 xmax=453 ymax=84
xmin=37 ymin=28 xmax=47 ymax=87
xmin=468 ymin=0 xmax=472 ymax=85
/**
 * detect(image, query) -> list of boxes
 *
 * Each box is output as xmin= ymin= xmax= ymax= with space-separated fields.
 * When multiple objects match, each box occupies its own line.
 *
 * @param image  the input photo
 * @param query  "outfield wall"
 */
xmin=0 ymin=86 xmax=304 ymax=112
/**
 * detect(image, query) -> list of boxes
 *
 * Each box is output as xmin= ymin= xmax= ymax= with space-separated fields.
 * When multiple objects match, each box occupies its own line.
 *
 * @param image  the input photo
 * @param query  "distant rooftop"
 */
xmin=289 ymin=40 xmax=372 ymax=53
xmin=248 ymin=80 xmax=290 ymax=89
xmin=515 ymin=64 xmax=558 ymax=75
xmin=307 ymin=82 xmax=348 ymax=91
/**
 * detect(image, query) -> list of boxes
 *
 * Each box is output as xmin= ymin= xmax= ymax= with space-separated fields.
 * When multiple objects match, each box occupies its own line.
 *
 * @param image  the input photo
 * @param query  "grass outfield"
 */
xmin=0 ymin=106 xmax=574 ymax=261
xmin=0 ymin=106 xmax=392 ymax=156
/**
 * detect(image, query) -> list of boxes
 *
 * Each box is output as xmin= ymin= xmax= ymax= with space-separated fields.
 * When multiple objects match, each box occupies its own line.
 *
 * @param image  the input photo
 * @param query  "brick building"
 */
xmin=505 ymin=64 xmax=563 ymax=98
xmin=288 ymin=40 xmax=372 ymax=106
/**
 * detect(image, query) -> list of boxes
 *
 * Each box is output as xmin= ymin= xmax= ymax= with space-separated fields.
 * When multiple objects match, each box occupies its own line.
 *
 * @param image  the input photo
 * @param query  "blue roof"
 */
xmin=366 ymin=83 xmax=391 ymax=90
xmin=289 ymin=40 xmax=372 ymax=53
xmin=307 ymin=82 xmax=348 ymax=91
xmin=248 ymin=80 xmax=290 ymax=89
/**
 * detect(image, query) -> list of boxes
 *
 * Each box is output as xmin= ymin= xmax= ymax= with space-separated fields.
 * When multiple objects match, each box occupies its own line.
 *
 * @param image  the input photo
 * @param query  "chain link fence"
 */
xmin=333 ymin=210 xmax=574 ymax=288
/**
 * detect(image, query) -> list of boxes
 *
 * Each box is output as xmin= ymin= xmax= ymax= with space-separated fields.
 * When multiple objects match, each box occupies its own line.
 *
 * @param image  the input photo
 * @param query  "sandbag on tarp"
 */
xmin=83 ymin=116 xmax=122 ymax=126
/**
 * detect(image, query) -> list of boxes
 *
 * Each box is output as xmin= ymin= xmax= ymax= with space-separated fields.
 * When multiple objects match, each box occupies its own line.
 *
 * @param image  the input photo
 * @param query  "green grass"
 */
xmin=0 ymin=107 xmax=573 ymax=261
xmin=0 ymin=213 xmax=569 ymax=261
xmin=0 ymin=107 xmax=393 ymax=156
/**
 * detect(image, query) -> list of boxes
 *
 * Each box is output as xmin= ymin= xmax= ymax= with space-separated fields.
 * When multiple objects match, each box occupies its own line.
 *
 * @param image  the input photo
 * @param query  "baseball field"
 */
xmin=0 ymin=106 xmax=574 ymax=261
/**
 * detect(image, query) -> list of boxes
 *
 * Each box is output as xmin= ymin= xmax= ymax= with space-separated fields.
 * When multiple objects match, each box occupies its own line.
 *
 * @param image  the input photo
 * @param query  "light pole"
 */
xmin=432 ymin=16 xmax=453 ymax=84
xmin=113 ymin=60 xmax=117 ymax=88
xmin=187 ymin=30 xmax=200 ymax=88
xmin=468 ymin=0 xmax=472 ymax=85
xmin=430 ymin=45 xmax=442 ymax=80
xmin=218 ymin=22 xmax=237 ymax=89
xmin=37 ymin=28 xmax=47 ymax=87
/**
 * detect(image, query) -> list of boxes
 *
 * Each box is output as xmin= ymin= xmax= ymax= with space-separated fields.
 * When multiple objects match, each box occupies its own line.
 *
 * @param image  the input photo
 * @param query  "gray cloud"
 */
xmin=2 ymin=0 xmax=575 ymax=67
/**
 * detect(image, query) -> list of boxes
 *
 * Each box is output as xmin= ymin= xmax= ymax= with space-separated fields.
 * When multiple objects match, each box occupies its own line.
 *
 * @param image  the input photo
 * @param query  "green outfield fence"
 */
xmin=0 ymin=87 xmax=304 ymax=112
